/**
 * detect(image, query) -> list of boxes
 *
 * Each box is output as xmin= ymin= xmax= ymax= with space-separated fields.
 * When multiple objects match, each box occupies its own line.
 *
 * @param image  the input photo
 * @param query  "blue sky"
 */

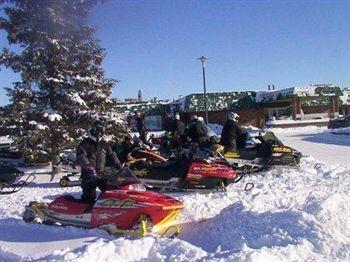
xmin=0 ymin=0 xmax=349 ymax=105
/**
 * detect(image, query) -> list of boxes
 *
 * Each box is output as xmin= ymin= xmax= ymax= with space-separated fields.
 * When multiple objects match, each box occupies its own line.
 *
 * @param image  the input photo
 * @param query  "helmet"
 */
xmin=175 ymin=113 xmax=180 ymax=120
xmin=89 ymin=120 xmax=105 ymax=139
xmin=191 ymin=115 xmax=198 ymax=120
xmin=198 ymin=116 xmax=204 ymax=122
xmin=228 ymin=112 xmax=239 ymax=121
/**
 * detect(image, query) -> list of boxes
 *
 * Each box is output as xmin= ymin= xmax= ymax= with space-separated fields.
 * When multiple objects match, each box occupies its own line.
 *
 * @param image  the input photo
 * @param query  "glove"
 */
xmin=86 ymin=166 xmax=97 ymax=177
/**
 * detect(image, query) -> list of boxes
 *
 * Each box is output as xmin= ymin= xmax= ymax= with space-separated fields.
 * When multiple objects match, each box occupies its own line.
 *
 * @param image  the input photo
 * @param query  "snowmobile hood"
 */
xmin=188 ymin=162 xmax=237 ymax=179
xmin=99 ymin=188 xmax=184 ymax=210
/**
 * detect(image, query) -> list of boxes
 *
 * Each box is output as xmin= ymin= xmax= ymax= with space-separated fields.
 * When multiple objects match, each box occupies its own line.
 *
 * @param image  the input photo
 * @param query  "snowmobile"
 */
xmin=129 ymin=153 xmax=241 ymax=192
xmin=58 ymin=150 xmax=240 ymax=192
xmin=56 ymin=138 xmax=167 ymax=188
xmin=0 ymin=162 xmax=36 ymax=194
xmin=0 ymin=146 xmax=22 ymax=160
xmin=114 ymin=135 xmax=167 ymax=165
xmin=23 ymin=167 xmax=184 ymax=238
xmin=219 ymin=131 xmax=302 ymax=174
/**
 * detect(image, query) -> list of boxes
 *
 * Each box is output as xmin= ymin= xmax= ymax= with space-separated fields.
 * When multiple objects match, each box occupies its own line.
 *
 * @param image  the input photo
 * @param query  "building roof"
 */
xmin=111 ymin=99 xmax=169 ymax=115
xmin=340 ymin=88 xmax=350 ymax=105
xmin=172 ymin=91 xmax=254 ymax=112
xmin=256 ymin=84 xmax=343 ymax=103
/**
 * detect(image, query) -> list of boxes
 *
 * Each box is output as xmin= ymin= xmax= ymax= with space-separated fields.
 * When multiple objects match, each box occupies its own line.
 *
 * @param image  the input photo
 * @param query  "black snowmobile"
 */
xmin=219 ymin=131 xmax=302 ymax=174
xmin=113 ymin=135 xmax=167 ymax=165
xmin=129 ymin=152 xmax=240 ymax=192
xmin=0 ymin=141 xmax=23 ymax=163
xmin=0 ymin=146 xmax=22 ymax=160
xmin=57 ymin=149 xmax=241 ymax=192
xmin=56 ymin=137 xmax=167 ymax=188
xmin=0 ymin=162 xmax=36 ymax=194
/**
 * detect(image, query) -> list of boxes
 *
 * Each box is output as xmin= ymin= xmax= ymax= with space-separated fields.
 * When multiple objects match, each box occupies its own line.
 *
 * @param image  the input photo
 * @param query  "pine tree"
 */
xmin=0 ymin=0 xmax=124 ymax=163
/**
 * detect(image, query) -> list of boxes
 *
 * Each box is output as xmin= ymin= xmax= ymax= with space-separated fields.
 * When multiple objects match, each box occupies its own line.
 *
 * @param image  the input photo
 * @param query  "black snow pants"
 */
xmin=81 ymin=176 xmax=107 ymax=203
xmin=224 ymin=141 xmax=237 ymax=153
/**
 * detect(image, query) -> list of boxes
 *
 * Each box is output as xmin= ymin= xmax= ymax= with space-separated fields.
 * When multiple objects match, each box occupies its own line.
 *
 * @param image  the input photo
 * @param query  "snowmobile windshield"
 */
xmin=105 ymin=167 xmax=140 ymax=188
xmin=262 ymin=132 xmax=283 ymax=145
xmin=205 ymin=124 xmax=219 ymax=137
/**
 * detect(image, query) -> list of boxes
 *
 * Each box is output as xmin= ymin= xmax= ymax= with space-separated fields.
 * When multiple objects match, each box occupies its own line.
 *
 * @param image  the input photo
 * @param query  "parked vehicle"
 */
xmin=328 ymin=115 xmax=350 ymax=129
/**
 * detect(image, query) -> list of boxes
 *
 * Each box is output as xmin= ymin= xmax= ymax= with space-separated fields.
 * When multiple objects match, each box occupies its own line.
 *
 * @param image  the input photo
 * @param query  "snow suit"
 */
xmin=172 ymin=119 xmax=186 ymax=146
xmin=186 ymin=119 xmax=209 ymax=144
xmin=76 ymin=137 xmax=122 ymax=203
xmin=164 ymin=116 xmax=175 ymax=132
xmin=220 ymin=119 xmax=247 ymax=153
xmin=136 ymin=116 xmax=147 ymax=144
xmin=173 ymin=119 xmax=186 ymax=136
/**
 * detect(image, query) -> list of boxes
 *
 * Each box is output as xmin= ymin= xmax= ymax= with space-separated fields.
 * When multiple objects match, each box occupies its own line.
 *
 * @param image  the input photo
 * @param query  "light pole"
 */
xmin=198 ymin=56 xmax=209 ymax=124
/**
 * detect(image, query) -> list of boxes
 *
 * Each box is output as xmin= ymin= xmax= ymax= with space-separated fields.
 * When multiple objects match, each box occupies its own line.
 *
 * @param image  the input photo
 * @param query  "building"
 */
xmin=124 ymin=98 xmax=138 ymax=103
xmin=340 ymin=88 xmax=350 ymax=115
xmin=111 ymin=99 xmax=170 ymax=131
xmin=138 ymin=90 xmax=143 ymax=102
xmin=169 ymin=91 xmax=264 ymax=127
xmin=112 ymin=83 xmax=345 ymax=130
xmin=256 ymin=84 xmax=342 ymax=122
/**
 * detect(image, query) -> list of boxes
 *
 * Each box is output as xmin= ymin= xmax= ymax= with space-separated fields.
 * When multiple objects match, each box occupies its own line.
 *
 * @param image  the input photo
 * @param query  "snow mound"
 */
xmin=0 ymin=155 xmax=349 ymax=261
xmin=330 ymin=127 xmax=350 ymax=135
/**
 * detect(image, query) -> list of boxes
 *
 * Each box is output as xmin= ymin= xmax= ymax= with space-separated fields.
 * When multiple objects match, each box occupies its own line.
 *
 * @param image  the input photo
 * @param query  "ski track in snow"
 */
xmin=0 ymin=128 xmax=350 ymax=261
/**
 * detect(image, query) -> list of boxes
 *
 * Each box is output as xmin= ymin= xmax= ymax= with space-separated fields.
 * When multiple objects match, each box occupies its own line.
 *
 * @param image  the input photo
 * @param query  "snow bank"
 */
xmin=1 ymin=155 xmax=349 ymax=261
xmin=331 ymin=127 xmax=350 ymax=135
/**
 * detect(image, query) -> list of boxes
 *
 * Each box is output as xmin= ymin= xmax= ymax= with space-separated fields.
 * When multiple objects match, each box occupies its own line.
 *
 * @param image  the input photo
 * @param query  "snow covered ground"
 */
xmin=273 ymin=126 xmax=350 ymax=169
xmin=0 ymin=127 xmax=349 ymax=261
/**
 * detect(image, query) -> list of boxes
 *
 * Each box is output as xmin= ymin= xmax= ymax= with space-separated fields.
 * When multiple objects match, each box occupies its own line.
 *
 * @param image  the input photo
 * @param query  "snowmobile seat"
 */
xmin=237 ymin=148 xmax=257 ymax=160
xmin=132 ymin=158 xmax=190 ymax=181
xmin=63 ymin=195 xmax=95 ymax=213
xmin=49 ymin=195 xmax=91 ymax=215
xmin=0 ymin=165 xmax=22 ymax=184
xmin=63 ymin=195 xmax=88 ymax=203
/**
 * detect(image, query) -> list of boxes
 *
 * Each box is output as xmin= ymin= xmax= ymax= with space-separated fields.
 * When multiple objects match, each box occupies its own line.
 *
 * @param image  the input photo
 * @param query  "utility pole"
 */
xmin=198 ymin=56 xmax=209 ymax=124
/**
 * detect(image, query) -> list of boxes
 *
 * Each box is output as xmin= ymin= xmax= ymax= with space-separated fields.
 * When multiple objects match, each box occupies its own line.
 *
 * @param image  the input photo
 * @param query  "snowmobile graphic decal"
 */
xmin=96 ymin=198 xmax=150 ymax=208
xmin=272 ymin=146 xmax=292 ymax=153
xmin=97 ymin=199 xmax=136 ymax=208
xmin=96 ymin=212 xmax=123 ymax=220
xmin=223 ymin=152 xmax=240 ymax=158
xmin=133 ymin=169 xmax=149 ymax=177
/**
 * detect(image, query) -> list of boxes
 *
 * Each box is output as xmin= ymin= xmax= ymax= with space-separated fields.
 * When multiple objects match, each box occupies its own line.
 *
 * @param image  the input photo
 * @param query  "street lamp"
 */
xmin=198 ymin=56 xmax=209 ymax=124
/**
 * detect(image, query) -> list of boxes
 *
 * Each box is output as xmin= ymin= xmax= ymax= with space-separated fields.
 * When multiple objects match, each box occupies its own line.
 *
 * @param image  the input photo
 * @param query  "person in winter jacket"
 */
xmin=164 ymin=112 xmax=175 ymax=132
xmin=186 ymin=115 xmax=209 ymax=144
xmin=220 ymin=112 xmax=247 ymax=153
xmin=172 ymin=113 xmax=186 ymax=146
xmin=76 ymin=120 xmax=122 ymax=203
xmin=135 ymin=111 xmax=148 ymax=144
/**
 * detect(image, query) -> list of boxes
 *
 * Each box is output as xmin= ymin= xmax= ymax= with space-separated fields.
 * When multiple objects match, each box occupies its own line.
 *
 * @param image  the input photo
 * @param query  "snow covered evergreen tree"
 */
xmin=0 ymin=0 xmax=123 ymax=163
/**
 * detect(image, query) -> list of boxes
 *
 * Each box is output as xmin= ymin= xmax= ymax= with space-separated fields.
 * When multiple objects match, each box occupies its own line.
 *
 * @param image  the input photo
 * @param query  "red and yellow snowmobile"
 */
xmin=23 ymin=168 xmax=184 ymax=237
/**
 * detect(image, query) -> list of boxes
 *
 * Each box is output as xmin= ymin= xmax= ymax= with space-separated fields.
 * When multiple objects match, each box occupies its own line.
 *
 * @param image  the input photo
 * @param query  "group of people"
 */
xmin=76 ymin=111 xmax=247 ymax=203
xmin=163 ymin=111 xmax=248 ymax=154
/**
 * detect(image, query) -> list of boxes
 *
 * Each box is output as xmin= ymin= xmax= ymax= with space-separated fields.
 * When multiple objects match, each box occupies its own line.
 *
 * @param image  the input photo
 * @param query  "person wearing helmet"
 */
xmin=164 ymin=112 xmax=175 ymax=133
xmin=135 ymin=111 xmax=148 ymax=144
xmin=186 ymin=114 xmax=209 ymax=144
xmin=220 ymin=112 xmax=247 ymax=153
xmin=76 ymin=120 xmax=122 ymax=203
